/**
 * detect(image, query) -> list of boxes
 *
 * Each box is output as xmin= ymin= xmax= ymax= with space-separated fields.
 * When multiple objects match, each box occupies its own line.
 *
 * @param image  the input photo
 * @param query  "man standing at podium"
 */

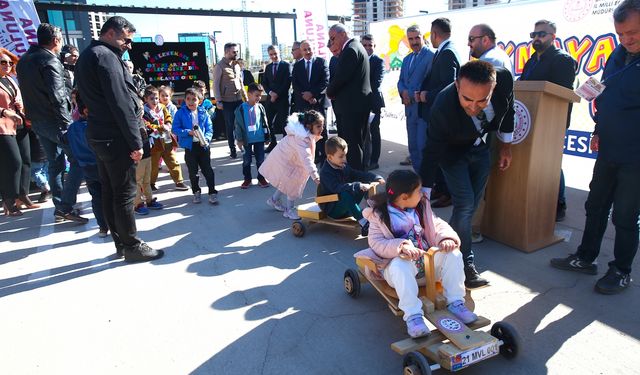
xmin=551 ymin=0 xmax=640 ymax=294
xmin=519 ymin=20 xmax=577 ymax=221
xmin=420 ymin=61 xmax=514 ymax=288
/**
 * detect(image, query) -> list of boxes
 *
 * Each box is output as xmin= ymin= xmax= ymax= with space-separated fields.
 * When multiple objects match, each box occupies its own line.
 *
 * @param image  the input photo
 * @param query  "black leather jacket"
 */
xmin=16 ymin=45 xmax=72 ymax=130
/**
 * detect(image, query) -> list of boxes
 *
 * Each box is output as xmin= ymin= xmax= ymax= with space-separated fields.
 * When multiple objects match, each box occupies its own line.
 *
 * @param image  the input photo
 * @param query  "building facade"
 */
xmin=353 ymin=0 xmax=404 ymax=35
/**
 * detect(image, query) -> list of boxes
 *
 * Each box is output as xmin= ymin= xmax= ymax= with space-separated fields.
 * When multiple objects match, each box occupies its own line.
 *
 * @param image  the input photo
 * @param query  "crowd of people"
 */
xmin=0 ymin=0 xmax=638 ymax=339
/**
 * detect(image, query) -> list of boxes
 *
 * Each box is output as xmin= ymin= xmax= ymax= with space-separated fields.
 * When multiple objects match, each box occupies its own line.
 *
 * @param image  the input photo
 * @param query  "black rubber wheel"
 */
xmin=343 ymin=269 xmax=361 ymax=298
xmin=291 ymin=221 xmax=305 ymax=237
xmin=491 ymin=321 xmax=521 ymax=359
xmin=402 ymin=351 xmax=432 ymax=375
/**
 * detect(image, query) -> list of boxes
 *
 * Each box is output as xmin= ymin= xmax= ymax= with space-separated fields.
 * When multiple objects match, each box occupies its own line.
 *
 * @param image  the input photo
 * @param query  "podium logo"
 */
xmin=513 ymin=100 xmax=532 ymax=145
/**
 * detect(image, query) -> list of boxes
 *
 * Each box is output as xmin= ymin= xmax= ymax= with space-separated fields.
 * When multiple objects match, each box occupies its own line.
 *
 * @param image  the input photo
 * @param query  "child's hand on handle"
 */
xmin=313 ymin=177 xmax=320 ymax=185
xmin=400 ymin=241 xmax=423 ymax=260
xmin=376 ymin=178 xmax=385 ymax=184
xmin=360 ymin=183 xmax=371 ymax=192
xmin=438 ymin=239 xmax=457 ymax=252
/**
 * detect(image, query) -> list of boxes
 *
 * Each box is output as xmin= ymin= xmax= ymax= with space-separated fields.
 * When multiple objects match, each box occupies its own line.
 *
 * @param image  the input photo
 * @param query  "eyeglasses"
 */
xmin=529 ymin=31 xmax=550 ymax=39
xmin=0 ymin=60 xmax=14 ymax=66
xmin=468 ymin=35 xmax=485 ymax=43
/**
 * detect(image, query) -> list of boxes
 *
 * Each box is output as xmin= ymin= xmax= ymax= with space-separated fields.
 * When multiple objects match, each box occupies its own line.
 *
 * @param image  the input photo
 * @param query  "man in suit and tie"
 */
xmin=292 ymin=40 xmax=330 ymax=162
xmin=397 ymin=24 xmax=434 ymax=172
xmin=418 ymin=17 xmax=464 ymax=208
xmin=262 ymin=45 xmax=291 ymax=152
xmin=237 ymin=59 xmax=256 ymax=87
xmin=361 ymin=34 xmax=385 ymax=171
xmin=420 ymin=60 xmax=514 ymax=288
xmin=290 ymin=41 xmax=303 ymax=115
xmin=326 ymin=23 xmax=371 ymax=171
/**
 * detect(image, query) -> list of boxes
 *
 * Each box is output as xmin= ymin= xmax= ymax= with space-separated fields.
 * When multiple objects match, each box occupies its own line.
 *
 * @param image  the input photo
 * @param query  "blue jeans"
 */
xmin=31 ymin=161 xmax=49 ymax=189
xmin=576 ymin=158 xmax=640 ymax=274
xmin=242 ymin=142 xmax=265 ymax=180
xmin=82 ymin=164 xmax=107 ymax=230
xmin=440 ymin=143 xmax=491 ymax=266
xmin=222 ymin=101 xmax=242 ymax=153
xmin=32 ymin=123 xmax=83 ymax=213
xmin=405 ymin=103 xmax=427 ymax=172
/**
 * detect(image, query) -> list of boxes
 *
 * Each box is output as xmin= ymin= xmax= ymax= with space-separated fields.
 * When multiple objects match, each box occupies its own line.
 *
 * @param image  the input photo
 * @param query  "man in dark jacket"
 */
xmin=420 ymin=61 xmax=514 ymax=289
xmin=262 ymin=45 xmax=291 ymax=152
xmin=361 ymin=34 xmax=385 ymax=170
xmin=326 ymin=23 xmax=372 ymax=171
xmin=519 ymin=19 xmax=578 ymax=221
xmin=75 ymin=16 xmax=164 ymax=262
xmin=550 ymin=0 xmax=640 ymax=294
xmin=17 ymin=23 xmax=87 ymax=223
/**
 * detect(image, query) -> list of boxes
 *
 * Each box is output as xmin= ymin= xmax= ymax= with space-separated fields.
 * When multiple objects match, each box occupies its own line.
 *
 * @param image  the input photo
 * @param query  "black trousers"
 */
xmin=336 ymin=111 xmax=369 ymax=171
xmin=0 ymin=129 xmax=30 ymax=202
xmin=185 ymin=143 xmax=217 ymax=194
xmin=89 ymin=138 xmax=142 ymax=251
xmin=265 ymin=98 xmax=289 ymax=144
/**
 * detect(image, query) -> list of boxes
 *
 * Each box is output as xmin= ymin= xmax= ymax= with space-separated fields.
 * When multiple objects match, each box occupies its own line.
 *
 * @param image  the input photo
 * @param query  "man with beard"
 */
xmin=467 ymin=24 xmax=513 ymax=74
xmin=520 ymin=20 xmax=577 ymax=221
xmin=397 ymin=25 xmax=434 ymax=172
xmin=75 ymin=16 xmax=164 ymax=262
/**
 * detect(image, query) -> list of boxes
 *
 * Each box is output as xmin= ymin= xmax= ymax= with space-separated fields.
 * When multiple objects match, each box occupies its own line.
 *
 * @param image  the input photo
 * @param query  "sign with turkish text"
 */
xmin=295 ymin=2 xmax=330 ymax=60
xmin=0 ymin=0 xmax=40 ymax=56
xmin=129 ymin=42 xmax=209 ymax=93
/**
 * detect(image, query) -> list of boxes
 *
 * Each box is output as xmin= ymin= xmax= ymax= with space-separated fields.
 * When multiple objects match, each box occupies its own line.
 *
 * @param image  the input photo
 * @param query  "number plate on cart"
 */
xmin=450 ymin=341 xmax=499 ymax=371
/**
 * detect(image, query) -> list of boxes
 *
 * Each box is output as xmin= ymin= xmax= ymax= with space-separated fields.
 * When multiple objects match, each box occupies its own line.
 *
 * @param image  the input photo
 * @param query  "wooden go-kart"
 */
xmin=291 ymin=183 xmax=379 ymax=237
xmin=344 ymin=247 xmax=521 ymax=374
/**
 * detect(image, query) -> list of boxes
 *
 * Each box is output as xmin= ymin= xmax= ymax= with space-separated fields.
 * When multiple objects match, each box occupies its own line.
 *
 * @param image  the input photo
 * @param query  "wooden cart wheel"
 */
xmin=343 ymin=269 xmax=361 ymax=298
xmin=291 ymin=221 xmax=305 ymax=237
xmin=491 ymin=321 xmax=521 ymax=359
xmin=402 ymin=351 xmax=432 ymax=375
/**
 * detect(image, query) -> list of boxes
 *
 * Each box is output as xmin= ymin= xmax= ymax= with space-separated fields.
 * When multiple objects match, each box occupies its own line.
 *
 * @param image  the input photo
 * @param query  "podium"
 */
xmin=481 ymin=81 xmax=580 ymax=252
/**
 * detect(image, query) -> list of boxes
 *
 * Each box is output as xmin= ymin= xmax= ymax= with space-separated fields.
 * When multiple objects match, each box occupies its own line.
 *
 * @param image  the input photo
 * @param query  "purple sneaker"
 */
xmin=447 ymin=300 xmax=478 ymax=324
xmin=406 ymin=314 xmax=430 ymax=338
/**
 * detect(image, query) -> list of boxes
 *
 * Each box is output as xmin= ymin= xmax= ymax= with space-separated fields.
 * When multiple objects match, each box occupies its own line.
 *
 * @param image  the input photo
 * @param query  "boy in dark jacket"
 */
xmin=318 ymin=136 xmax=384 ymax=235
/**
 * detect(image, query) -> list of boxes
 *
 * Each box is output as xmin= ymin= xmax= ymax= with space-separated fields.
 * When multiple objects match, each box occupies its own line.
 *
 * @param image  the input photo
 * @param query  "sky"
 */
xmin=90 ymin=0 xmax=452 ymax=63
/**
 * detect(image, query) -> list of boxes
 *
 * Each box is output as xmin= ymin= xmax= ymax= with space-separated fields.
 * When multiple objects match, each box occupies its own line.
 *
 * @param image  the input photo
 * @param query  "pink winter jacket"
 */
xmin=354 ymin=197 xmax=460 ymax=275
xmin=258 ymin=118 xmax=321 ymax=200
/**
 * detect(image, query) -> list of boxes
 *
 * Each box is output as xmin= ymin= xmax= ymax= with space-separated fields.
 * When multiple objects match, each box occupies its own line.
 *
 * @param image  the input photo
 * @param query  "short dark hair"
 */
xmin=37 ymin=23 xmax=62 ymax=46
xmin=431 ymin=18 xmax=452 ymax=35
xmin=143 ymin=85 xmax=159 ymax=99
xmin=297 ymin=110 xmax=324 ymax=131
xmin=224 ymin=43 xmax=238 ymax=52
xmin=614 ymin=0 xmax=640 ymax=23
xmin=247 ymin=82 xmax=264 ymax=93
xmin=184 ymin=87 xmax=203 ymax=101
xmin=458 ymin=60 xmax=497 ymax=85
xmin=476 ymin=24 xmax=496 ymax=42
xmin=325 ymin=136 xmax=348 ymax=156
xmin=406 ymin=25 xmax=421 ymax=35
xmin=267 ymin=45 xmax=278 ymax=52
xmin=192 ymin=80 xmax=206 ymax=90
xmin=534 ymin=19 xmax=557 ymax=33
xmin=100 ymin=16 xmax=136 ymax=35
xmin=360 ymin=34 xmax=374 ymax=43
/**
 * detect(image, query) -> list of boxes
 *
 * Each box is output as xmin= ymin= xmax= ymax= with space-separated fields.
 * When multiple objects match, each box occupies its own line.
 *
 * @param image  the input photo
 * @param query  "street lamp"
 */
xmin=212 ymin=30 xmax=222 ymax=63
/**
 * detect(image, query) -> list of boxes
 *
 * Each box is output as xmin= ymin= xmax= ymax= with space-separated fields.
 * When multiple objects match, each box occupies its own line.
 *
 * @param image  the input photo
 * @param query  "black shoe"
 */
xmin=54 ymin=209 xmax=89 ymax=224
xmin=550 ymin=254 xmax=597 ymax=275
xmin=230 ymin=151 xmax=237 ymax=159
xmin=431 ymin=195 xmax=452 ymax=208
xmin=360 ymin=222 xmax=369 ymax=237
xmin=151 ymin=184 xmax=158 ymax=191
xmin=124 ymin=242 xmax=164 ymax=263
xmin=464 ymin=264 xmax=489 ymax=289
xmin=265 ymin=143 xmax=277 ymax=153
xmin=115 ymin=246 xmax=124 ymax=258
xmin=556 ymin=202 xmax=566 ymax=222
xmin=595 ymin=265 xmax=632 ymax=294
xmin=367 ymin=163 xmax=379 ymax=171
xmin=38 ymin=190 xmax=50 ymax=203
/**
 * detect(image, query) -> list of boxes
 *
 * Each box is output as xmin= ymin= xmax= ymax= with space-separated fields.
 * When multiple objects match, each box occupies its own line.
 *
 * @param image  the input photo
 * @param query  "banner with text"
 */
xmin=295 ymin=2 xmax=330 ymax=61
xmin=0 ymin=0 xmax=40 ymax=56
xmin=370 ymin=0 xmax=622 ymax=159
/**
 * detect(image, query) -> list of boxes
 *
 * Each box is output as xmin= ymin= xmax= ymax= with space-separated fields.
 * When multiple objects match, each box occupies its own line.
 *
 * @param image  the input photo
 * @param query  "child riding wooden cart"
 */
xmin=343 ymin=247 xmax=521 ymax=374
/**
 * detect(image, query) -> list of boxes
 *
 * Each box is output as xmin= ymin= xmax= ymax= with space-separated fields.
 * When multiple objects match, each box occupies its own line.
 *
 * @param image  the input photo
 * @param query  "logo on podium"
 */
xmin=513 ymin=100 xmax=532 ymax=145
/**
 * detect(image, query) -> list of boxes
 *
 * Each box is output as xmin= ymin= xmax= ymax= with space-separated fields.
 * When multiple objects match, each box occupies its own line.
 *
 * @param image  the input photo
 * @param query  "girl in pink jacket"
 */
xmin=359 ymin=169 xmax=477 ymax=338
xmin=259 ymin=110 xmax=324 ymax=220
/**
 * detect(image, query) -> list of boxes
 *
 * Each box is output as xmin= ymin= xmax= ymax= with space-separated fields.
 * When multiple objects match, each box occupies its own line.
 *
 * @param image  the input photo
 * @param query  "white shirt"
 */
xmin=480 ymin=46 xmax=514 ymax=76
xmin=471 ymin=103 xmax=513 ymax=145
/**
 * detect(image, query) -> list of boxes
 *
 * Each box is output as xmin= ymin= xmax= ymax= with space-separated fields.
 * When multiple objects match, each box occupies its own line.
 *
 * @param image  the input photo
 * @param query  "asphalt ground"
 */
xmin=0 ymin=117 xmax=638 ymax=375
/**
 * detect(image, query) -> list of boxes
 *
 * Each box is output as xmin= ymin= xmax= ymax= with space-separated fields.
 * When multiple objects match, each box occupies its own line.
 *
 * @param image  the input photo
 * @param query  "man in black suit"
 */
xmin=361 ymin=34 xmax=385 ymax=170
xmin=520 ymin=19 xmax=578 ymax=221
xmin=237 ymin=59 xmax=255 ymax=86
xmin=418 ymin=17 xmax=463 ymax=208
xmin=262 ymin=45 xmax=291 ymax=152
xmin=291 ymin=40 xmax=329 ymax=162
xmin=326 ymin=23 xmax=371 ymax=171
xmin=420 ymin=60 xmax=514 ymax=288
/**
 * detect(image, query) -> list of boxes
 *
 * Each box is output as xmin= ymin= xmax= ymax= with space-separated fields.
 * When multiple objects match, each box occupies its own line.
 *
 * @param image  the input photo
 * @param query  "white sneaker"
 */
xmin=471 ymin=232 xmax=484 ymax=244
xmin=283 ymin=207 xmax=301 ymax=220
xmin=266 ymin=197 xmax=285 ymax=212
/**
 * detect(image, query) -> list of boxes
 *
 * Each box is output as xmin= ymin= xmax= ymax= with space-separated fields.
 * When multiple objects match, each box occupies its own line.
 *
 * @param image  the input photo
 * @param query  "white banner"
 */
xmin=295 ymin=2 xmax=330 ymax=60
xmin=0 ymin=0 xmax=41 ymax=56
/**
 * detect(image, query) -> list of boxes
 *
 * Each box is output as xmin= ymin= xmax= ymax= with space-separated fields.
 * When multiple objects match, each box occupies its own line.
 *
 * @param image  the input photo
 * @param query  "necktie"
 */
xmin=476 ymin=110 xmax=489 ymax=144
xmin=272 ymin=62 xmax=277 ymax=76
xmin=408 ymin=54 xmax=415 ymax=70
xmin=306 ymin=60 xmax=311 ymax=82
